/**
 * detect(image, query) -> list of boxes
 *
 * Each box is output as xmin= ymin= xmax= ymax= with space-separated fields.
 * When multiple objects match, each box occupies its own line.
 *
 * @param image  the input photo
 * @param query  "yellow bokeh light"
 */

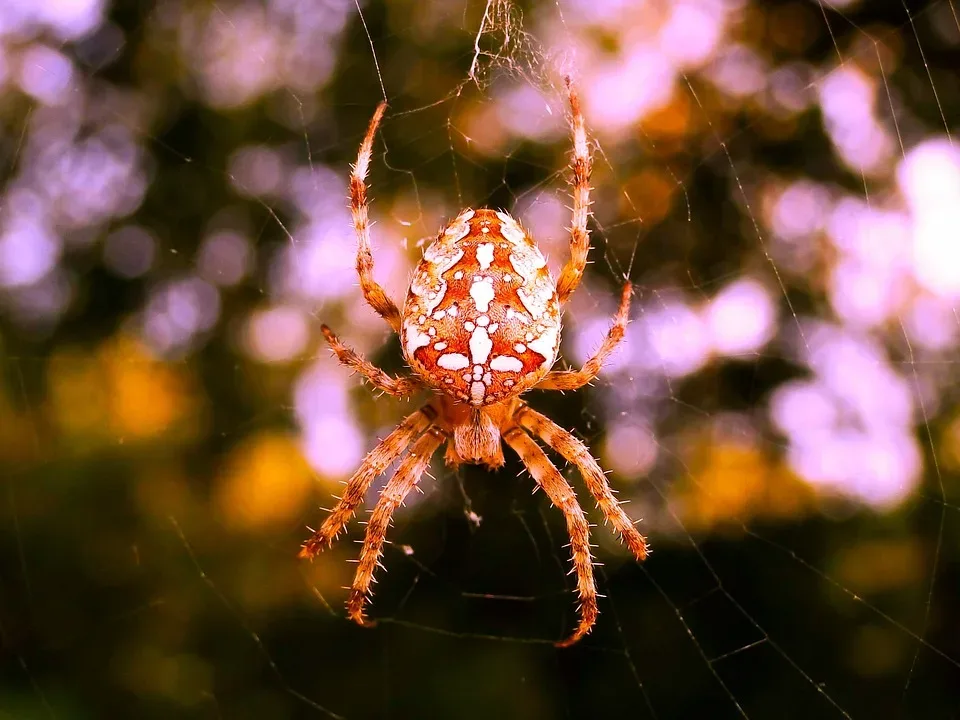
xmin=102 ymin=336 xmax=196 ymax=440
xmin=45 ymin=334 xmax=200 ymax=448
xmin=214 ymin=431 xmax=315 ymax=530
xmin=47 ymin=348 xmax=109 ymax=438
xmin=620 ymin=167 xmax=678 ymax=226
xmin=640 ymin=91 xmax=693 ymax=140
xmin=832 ymin=539 xmax=923 ymax=594
xmin=939 ymin=412 xmax=960 ymax=471
xmin=673 ymin=435 xmax=815 ymax=533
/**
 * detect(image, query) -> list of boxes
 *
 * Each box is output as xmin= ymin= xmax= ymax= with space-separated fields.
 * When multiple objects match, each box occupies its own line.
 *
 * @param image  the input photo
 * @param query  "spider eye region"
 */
xmin=401 ymin=208 xmax=561 ymax=406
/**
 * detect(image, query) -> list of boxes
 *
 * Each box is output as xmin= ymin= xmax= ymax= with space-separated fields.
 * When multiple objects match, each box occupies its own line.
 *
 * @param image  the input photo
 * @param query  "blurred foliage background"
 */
xmin=2 ymin=0 xmax=960 ymax=717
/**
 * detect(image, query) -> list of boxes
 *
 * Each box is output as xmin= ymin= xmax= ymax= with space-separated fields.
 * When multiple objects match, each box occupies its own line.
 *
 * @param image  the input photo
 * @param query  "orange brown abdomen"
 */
xmin=401 ymin=208 xmax=561 ymax=406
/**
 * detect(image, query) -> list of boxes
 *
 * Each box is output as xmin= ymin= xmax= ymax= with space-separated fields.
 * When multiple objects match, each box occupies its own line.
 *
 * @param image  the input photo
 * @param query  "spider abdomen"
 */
xmin=402 ymin=208 xmax=561 ymax=406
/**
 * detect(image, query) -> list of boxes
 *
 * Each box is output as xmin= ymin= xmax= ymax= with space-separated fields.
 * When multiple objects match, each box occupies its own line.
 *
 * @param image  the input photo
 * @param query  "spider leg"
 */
xmin=350 ymin=102 xmax=403 ymax=333
xmin=503 ymin=426 xmax=598 ymax=647
xmin=536 ymin=282 xmax=631 ymax=392
xmin=556 ymin=76 xmax=593 ymax=307
xmin=518 ymin=405 xmax=649 ymax=561
xmin=346 ymin=427 xmax=445 ymax=626
xmin=321 ymin=324 xmax=424 ymax=397
xmin=298 ymin=405 xmax=437 ymax=559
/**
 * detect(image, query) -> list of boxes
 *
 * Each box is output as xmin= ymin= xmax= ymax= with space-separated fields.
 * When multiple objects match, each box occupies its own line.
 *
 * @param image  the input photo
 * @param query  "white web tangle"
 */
xmin=1 ymin=0 xmax=960 ymax=718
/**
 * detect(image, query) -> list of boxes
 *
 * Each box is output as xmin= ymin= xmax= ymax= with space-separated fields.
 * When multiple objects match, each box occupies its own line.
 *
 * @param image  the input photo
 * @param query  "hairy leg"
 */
xmin=518 ymin=405 xmax=649 ymax=561
xmin=346 ymin=428 xmax=445 ymax=625
xmin=503 ymin=426 xmax=598 ymax=647
xmin=556 ymin=77 xmax=593 ymax=306
xmin=321 ymin=324 xmax=423 ymax=397
xmin=298 ymin=405 xmax=436 ymax=558
xmin=350 ymin=102 xmax=403 ymax=333
xmin=537 ymin=282 xmax=632 ymax=392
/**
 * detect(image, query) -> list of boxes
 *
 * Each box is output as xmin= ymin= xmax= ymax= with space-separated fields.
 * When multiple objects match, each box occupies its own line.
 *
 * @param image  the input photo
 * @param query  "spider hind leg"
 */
xmin=503 ymin=426 xmax=598 ymax=647
xmin=298 ymin=405 xmax=435 ymax=559
xmin=519 ymin=405 xmax=649 ymax=561
xmin=346 ymin=428 xmax=446 ymax=625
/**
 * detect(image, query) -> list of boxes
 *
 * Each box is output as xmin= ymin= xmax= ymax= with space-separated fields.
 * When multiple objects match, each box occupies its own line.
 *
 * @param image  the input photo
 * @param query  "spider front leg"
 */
xmin=350 ymin=102 xmax=403 ymax=333
xmin=346 ymin=428 xmax=445 ymax=626
xmin=556 ymin=76 xmax=593 ymax=306
xmin=518 ymin=406 xmax=649 ymax=561
xmin=537 ymin=282 xmax=632 ymax=392
xmin=299 ymin=405 xmax=436 ymax=558
xmin=321 ymin=324 xmax=424 ymax=397
xmin=503 ymin=427 xmax=598 ymax=647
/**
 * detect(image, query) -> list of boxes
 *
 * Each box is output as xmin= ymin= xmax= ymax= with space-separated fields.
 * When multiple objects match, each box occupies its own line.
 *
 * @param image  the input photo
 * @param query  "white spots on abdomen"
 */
xmin=476 ymin=242 xmax=494 ymax=270
xmin=405 ymin=326 xmax=431 ymax=356
xmin=504 ymin=307 xmax=530 ymax=324
xmin=508 ymin=247 xmax=546 ymax=283
xmin=490 ymin=355 xmax=523 ymax=372
xmin=495 ymin=211 xmax=525 ymax=245
xmin=425 ymin=286 xmax=446 ymax=314
xmin=527 ymin=324 xmax=559 ymax=367
xmin=423 ymin=245 xmax=464 ymax=272
xmin=469 ymin=326 xmax=492 ymax=364
xmin=517 ymin=286 xmax=550 ymax=319
xmin=470 ymin=276 xmax=494 ymax=312
xmin=437 ymin=353 xmax=470 ymax=370
xmin=442 ymin=209 xmax=474 ymax=241
xmin=412 ymin=246 xmax=462 ymax=315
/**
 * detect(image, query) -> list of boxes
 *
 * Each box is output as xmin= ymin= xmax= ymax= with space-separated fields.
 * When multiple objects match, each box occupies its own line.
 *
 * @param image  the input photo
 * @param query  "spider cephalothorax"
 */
xmin=300 ymin=79 xmax=649 ymax=647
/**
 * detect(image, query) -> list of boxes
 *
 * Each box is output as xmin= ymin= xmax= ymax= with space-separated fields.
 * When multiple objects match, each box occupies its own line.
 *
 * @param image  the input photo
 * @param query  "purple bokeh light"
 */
xmin=228 ymin=145 xmax=285 ymax=198
xmin=16 ymin=44 xmax=74 ymax=105
xmin=197 ymin=230 xmax=252 ymax=287
xmin=294 ymin=363 xmax=363 ymax=477
xmin=1 ymin=0 xmax=105 ymax=41
xmin=899 ymin=139 xmax=960 ymax=298
xmin=634 ymin=299 xmax=710 ymax=377
xmin=818 ymin=66 xmax=894 ymax=174
xmin=704 ymin=278 xmax=776 ymax=357
xmin=658 ymin=1 xmax=723 ymax=65
xmin=244 ymin=306 xmax=310 ymax=363
xmin=603 ymin=422 xmax=659 ymax=479
xmin=0 ymin=211 xmax=61 ymax=288
xmin=103 ymin=226 xmax=157 ymax=279
xmin=586 ymin=47 xmax=675 ymax=133
xmin=707 ymin=44 xmax=767 ymax=98
xmin=141 ymin=277 xmax=221 ymax=356
xmin=770 ymin=325 xmax=921 ymax=507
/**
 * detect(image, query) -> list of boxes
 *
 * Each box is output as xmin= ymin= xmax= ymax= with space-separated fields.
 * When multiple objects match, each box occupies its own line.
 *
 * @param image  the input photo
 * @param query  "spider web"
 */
xmin=2 ymin=0 xmax=960 ymax=718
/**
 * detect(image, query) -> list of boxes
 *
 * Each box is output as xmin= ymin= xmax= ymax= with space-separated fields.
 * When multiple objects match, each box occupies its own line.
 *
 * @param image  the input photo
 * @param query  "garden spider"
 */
xmin=299 ymin=79 xmax=649 ymax=646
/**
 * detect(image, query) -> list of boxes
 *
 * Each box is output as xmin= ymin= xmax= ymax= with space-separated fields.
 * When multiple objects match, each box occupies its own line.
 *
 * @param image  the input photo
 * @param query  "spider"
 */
xmin=299 ymin=78 xmax=649 ymax=647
